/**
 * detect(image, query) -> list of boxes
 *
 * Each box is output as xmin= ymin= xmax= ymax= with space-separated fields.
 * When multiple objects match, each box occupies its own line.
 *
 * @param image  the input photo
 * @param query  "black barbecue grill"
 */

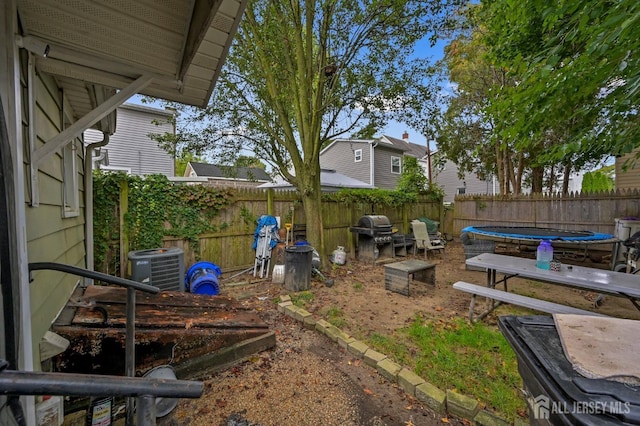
xmin=349 ymin=215 xmax=393 ymax=242
xmin=350 ymin=215 xmax=395 ymax=262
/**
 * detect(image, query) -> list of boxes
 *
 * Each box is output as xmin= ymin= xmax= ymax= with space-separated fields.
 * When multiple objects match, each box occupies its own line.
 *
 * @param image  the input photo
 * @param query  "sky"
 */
xmin=378 ymin=37 xmax=449 ymax=149
xmin=128 ymin=34 xmax=449 ymax=152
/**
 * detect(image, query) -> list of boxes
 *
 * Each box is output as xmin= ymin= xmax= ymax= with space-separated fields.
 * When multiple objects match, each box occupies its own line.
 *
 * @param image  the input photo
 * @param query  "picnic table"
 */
xmin=459 ymin=253 xmax=640 ymax=321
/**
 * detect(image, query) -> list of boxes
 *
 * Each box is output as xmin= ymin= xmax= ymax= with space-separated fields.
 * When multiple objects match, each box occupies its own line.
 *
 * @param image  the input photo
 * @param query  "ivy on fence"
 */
xmin=93 ymin=172 xmax=233 ymax=273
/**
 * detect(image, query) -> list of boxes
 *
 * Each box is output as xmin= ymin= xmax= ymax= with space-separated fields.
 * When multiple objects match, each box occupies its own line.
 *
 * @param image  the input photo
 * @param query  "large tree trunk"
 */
xmin=301 ymin=192 xmax=325 ymax=265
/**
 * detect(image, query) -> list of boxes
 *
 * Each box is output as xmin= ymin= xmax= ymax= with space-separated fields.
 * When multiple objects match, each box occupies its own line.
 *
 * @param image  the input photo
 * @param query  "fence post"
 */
xmin=267 ymin=188 xmax=274 ymax=216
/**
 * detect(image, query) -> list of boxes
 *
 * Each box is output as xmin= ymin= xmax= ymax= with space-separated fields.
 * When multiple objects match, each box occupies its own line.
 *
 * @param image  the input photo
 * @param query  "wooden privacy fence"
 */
xmin=118 ymin=187 xmax=442 ymax=274
xmin=452 ymin=190 xmax=640 ymax=237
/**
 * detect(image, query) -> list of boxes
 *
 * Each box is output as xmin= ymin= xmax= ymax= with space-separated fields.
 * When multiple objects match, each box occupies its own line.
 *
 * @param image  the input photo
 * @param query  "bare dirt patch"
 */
xmin=163 ymin=240 xmax=639 ymax=426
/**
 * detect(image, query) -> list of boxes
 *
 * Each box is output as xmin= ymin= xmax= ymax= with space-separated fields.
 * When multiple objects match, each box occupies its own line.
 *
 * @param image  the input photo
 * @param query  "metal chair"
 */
xmin=411 ymin=220 xmax=445 ymax=259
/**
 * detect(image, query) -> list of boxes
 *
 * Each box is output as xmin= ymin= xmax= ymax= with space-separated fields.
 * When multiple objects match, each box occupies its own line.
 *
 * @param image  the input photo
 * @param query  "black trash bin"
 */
xmin=284 ymin=245 xmax=313 ymax=291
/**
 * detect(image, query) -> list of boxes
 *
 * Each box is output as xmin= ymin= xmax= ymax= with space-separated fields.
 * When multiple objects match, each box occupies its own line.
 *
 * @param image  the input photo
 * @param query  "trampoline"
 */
xmin=462 ymin=226 xmax=614 ymax=242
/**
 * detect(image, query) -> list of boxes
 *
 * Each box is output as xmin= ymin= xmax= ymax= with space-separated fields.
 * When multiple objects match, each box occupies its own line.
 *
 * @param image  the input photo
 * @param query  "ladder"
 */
xmin=253 ymin=225 xmax=273 ymax=278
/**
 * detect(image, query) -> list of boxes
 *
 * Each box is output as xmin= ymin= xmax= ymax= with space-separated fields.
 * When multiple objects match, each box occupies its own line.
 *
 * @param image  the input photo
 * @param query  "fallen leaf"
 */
xmin=363 ymin=388 xmax=374 ymax=395
xmin=441 ymin=417 xmax=450 ymax=423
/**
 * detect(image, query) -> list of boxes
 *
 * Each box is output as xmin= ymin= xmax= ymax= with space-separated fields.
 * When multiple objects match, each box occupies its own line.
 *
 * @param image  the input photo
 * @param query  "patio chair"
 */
xmin=411 ymin=220 xmax=445 ymax=259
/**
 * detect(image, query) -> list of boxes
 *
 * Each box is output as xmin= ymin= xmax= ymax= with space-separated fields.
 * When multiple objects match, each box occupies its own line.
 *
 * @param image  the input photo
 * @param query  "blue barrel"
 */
xmin=185 ymin=261 xmax=222 ymax=295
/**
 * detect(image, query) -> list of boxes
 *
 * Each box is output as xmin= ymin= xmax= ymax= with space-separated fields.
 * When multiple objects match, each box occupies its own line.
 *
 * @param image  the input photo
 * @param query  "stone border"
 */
xmin=278 ymin=296 xmax=518 ymax=426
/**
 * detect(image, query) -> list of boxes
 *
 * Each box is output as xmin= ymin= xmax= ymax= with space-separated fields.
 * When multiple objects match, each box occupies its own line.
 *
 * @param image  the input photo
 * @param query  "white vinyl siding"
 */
xmin=84 ymin=104 xmax=175 ymax=176
xmin=433 ymin=158 xmax=493 ymax=203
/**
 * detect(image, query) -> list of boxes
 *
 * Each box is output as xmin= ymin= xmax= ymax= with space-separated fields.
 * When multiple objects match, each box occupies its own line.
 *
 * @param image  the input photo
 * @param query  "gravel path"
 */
xmin=160 ymin=304 xmax=464 ymax=426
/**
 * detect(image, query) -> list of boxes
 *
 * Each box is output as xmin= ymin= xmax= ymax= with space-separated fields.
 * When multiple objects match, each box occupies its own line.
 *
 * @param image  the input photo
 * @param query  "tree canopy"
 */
xmin=432 ymin=0 xmax=638 ymax=195
xmin=158 ymin=0 xmax=461 ymax=258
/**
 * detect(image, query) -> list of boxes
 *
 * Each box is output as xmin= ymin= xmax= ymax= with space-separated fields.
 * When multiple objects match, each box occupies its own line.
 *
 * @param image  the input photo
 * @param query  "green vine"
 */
xmin=323 ymin=188 xmax=420 ymax=205
xmin=93 ymin=172 xmax=233 ymax=273
xmin=239 ymin=206 xmax=257 ymax=226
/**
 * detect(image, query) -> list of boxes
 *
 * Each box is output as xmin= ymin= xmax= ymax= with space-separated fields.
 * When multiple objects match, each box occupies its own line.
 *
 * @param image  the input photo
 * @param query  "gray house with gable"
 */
xmin=320 ymin=132 xmax=492 ymax=201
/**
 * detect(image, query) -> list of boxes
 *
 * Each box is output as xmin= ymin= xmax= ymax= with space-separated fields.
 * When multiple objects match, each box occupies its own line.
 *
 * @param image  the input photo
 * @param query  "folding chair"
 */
xmin=411 ymin=220 xmax=445 ymax=259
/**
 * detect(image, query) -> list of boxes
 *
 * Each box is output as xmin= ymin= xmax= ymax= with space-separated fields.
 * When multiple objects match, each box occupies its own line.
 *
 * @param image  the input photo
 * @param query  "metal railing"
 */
xmin=23 ymin=262 xmax=201 ymax=425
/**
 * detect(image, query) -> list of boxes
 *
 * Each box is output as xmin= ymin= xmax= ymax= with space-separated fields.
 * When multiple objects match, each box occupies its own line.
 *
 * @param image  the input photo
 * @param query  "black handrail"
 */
xmin=0 ymin=368 xmax=203 ymax=425
xmin=0 ymin=370 xmax=204 ymax=398
xmin=28 ymin=262 xmax=159 ymax=294
xmin=27 ymin=262 xmax=163 ymax=424
xmin=0 ymin=369 xmax=203 ymax=398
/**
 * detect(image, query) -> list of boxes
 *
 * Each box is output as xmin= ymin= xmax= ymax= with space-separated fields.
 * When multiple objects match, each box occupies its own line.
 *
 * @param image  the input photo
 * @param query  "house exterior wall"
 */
xmin=373 ymin=145 xmax=403 ymax=189
xmin=433 ymin=158 xmax=493 ymax=203
xmin=616 ymin=149 xmax=640 ymax=190
xmin=85 ymin=103 xmax=175 ymax=176
xmin=320 ymin=140 xmax=372 ymax=185
xmin=24 ymin=66 xmax=86 ymax=362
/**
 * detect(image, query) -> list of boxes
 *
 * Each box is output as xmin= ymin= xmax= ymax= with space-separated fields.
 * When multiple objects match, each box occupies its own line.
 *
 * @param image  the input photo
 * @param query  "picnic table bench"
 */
xmin=458 ymin=253 xmax=640 ymax=321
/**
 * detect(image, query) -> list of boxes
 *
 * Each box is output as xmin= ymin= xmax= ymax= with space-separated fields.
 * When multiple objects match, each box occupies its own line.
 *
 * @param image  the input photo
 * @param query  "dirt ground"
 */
xmin=162 ymin=240 xmax=640 ymax=426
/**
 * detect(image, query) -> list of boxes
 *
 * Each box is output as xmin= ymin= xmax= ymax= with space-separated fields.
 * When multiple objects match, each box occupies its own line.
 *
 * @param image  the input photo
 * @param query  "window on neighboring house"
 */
xmin=391 ymin=156 xmax=401 ymax=174
xmin=62 ymin=140 xmax=79 ymax=218
xmin=354 ymin=149 xmax=362 ymax=162
xmin=457 ymin=187 xmax=466 ymax=195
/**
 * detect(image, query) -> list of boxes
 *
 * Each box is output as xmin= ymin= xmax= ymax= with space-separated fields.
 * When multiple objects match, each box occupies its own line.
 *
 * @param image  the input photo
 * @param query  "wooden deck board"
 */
xmin=52 ymin=285 xmax=275 ymax=378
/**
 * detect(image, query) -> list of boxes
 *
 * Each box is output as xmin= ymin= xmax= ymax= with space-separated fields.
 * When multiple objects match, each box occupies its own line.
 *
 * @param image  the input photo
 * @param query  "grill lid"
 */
xmin=357 ymin=215 xmax=392 ymax=230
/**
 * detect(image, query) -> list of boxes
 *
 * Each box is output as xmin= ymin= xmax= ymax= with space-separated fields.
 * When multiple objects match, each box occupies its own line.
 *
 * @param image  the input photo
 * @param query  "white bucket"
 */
xmin=272 ymin=264 xmax=285 ymax=284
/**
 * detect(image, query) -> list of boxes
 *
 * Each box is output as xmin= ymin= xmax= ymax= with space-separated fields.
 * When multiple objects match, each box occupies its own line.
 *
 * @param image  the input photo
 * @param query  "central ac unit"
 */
xmin=128 ymin=248 xmax=185 ymax=291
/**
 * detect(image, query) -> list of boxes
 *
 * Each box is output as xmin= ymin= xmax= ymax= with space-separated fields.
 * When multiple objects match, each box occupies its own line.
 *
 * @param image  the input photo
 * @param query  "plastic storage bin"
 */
xmin=499 ymin=315 xmax=640 ymax=425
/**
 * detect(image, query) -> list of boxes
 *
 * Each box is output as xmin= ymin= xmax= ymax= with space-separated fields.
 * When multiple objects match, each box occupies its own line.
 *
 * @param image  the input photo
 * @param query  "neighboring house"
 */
xmin=319 ymin=136 xmax=409 ymax=189
xmin=432 ymin=157 xmax=495 ymax=203
xmin=85 ymin=103 xmax=175 ymax=176
xmin=320 ymin=132 xmax=492 ymax=201
xmin=0 ymin=1 xmax=246 ymax=421
xmin=616 ymin=148 xmax=640 ymax=190
xmin=257 ymin=169 xmax=372 ymax=192
xmin=185 ymin=161 xmax=272 ymax=188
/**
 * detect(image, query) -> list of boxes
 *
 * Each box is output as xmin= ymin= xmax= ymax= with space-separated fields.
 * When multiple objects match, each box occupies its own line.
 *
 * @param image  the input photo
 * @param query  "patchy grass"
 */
xmin=290 ymin=291 xmax=314 ymax=307
xmin=352 ymin=281 xmax=364 ymax=291
xmin=367 ymin=315 xmax=526 ymax=421
xmin=324 ymin=306 xmax=348 ymax=328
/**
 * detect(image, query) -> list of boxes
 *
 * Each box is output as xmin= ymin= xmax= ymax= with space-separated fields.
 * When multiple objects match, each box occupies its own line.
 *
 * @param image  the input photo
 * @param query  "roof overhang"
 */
xmin=17 ymin=0 xmax=247 ymax=130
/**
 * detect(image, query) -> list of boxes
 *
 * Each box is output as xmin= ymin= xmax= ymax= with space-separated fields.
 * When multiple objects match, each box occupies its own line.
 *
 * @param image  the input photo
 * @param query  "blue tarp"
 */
xmin=252 ymin=215 xmax=279 ymax=250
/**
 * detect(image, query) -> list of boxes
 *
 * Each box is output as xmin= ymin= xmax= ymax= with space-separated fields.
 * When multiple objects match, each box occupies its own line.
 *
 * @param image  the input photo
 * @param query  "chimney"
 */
xmin=402 ymin=131 xmax=409 ymax=141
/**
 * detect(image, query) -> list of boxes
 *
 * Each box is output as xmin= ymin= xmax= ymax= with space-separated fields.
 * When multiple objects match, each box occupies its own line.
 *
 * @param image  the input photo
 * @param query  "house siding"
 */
xmin=373 ymin=145 xmax=403 ymax=189
xmin=85 ymin=103 xmax=175 ymax=176
xmin=433 ymin=159 xmax=493 ymax=203
xmin=616 ymin=150 xmax=640 ymax=190
xmin=25 ymin=70 xmax=85 ymax=361
xmin=320 ymin=140 xmax=372 ymax=184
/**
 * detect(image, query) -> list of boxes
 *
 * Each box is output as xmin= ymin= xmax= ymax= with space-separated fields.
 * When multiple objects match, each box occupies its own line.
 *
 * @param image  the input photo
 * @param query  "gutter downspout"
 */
xmin=84 ymin=132 xmax=109 ymax=285
xmin=369 ymin=140 xmax=378 ymax=187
